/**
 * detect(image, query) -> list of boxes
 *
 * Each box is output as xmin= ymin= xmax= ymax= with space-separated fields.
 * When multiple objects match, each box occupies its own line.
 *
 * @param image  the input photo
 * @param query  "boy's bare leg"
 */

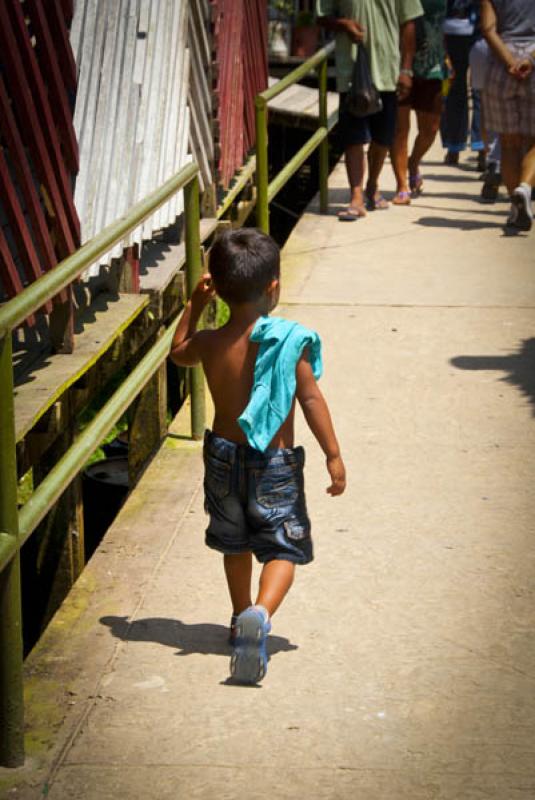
xmin=255 ymin=559 xmax=295 ymax=617
xmin=224 ymin=553 xmax=253 ymax=615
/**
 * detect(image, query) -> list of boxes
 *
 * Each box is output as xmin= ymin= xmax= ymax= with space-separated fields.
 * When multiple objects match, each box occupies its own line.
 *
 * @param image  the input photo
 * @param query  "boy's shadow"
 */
xmin=100 ymin=616 xmax=298 ymax=658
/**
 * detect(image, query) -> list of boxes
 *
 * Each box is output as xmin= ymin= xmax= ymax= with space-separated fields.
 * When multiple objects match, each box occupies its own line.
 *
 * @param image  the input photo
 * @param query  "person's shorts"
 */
xmin=338 ymin=91 xmax=398 ymax=148
xmin=469 ymin=38 xmax=491 ymax=91
xmin=483 ymin=47 xmax=535 ymax=136
xmin=397 ymin=77 xmax=443 ymax=115
xmin=203 ymin=430 xmax=313 ymax=565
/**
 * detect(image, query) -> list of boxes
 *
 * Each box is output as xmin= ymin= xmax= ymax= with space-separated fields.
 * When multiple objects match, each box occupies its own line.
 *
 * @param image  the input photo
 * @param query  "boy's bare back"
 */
xmin=197 ymin=321 xmax=296 ymax=449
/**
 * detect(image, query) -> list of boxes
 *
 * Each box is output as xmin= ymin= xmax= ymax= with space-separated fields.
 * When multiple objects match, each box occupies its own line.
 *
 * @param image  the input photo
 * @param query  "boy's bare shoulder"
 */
xmin=194 ymin=326 xmax=228 ymax=356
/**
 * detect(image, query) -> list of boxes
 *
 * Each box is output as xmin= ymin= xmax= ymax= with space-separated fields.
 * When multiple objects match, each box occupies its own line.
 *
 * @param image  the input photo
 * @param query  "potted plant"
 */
xmin=268 ymin=0 xmax=294 ymax=58
xmin=291 ymin=10 xmax=319 ymax=57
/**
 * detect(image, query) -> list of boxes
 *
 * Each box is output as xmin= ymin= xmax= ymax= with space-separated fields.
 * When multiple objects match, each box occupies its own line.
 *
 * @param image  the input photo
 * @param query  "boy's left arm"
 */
xmin=296 ymin=351 xmax=346 ymax=496
xmin=169 ymin=274 xmax=215 ymax=366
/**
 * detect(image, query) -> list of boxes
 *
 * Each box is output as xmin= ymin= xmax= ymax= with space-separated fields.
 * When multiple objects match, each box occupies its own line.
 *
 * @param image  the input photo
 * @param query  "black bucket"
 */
xmin=82 ymin=456 xmax=129 ymax=559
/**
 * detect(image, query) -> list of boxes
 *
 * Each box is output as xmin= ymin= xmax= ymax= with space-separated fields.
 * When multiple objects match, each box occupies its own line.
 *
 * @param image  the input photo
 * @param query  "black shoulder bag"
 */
xmin=346 ymin=45 xmax=383 ymax=118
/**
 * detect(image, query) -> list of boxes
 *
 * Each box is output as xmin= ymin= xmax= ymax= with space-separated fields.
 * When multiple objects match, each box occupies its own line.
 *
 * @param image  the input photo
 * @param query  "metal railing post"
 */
xmin=318 ymin=57 xmax=329 ymax=214
xmin=184 ymin=175 xmax=205 ymax=440
xmin=0 ymin=334 xmax=24 ymax=767
xmin=255 ymin=96 xmax=269 ymax=234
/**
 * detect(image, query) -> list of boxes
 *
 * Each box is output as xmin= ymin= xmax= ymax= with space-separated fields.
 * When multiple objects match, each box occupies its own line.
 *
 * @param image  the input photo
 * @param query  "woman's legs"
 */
xmin=442 ymin=35 xmax=471 ymax=156
xmin=520 ymin=136 xmax=535 ymax=187
xmin=500 ymin=133 xmax=523 ymax=194
xmin=410 ymin=109 xmax=442 ymax=177
xmin=500 ymin=134 xmax=534 ymax=230
xmin=344 ymin=143 xmax=367 ymax=214
xmin=391 ymin=104 xmax=411 ymax=196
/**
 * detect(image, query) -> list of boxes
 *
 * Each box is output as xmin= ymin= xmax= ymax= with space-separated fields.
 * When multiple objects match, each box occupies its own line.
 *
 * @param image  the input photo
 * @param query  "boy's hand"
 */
xmin=191 ymin=274 xmax=215 ymax=309
xmin=326 ymin=455 xmax=346 ymax=496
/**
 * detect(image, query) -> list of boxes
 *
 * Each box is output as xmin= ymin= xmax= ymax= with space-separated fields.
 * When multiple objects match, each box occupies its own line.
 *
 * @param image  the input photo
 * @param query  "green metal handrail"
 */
xmin=255 ymin=41 xmax=334 ymax=233
xmin=0 ymin=162 xmax=204 ymax=768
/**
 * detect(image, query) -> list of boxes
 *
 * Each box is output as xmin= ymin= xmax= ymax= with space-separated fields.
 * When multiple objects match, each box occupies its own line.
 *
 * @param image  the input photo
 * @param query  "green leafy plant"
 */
xmin=270 ymin=0 xmax=295 ymax=19
xmin=295 ymin=10 xmax=314 ymax=27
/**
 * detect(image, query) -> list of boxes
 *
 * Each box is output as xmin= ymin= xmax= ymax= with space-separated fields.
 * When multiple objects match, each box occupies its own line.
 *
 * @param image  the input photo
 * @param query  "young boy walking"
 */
xmin=170 ymin=228 xmax=346 ymax=684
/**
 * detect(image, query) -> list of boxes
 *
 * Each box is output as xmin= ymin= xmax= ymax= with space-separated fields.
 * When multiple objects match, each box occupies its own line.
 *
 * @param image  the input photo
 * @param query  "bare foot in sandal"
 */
xmin=365 ymin=183 xmax=389 ymax=210
xmin=392 ymin=190 xmax=411 ymax=205
xmin=338 ymin=205 xmax=367 ymax=221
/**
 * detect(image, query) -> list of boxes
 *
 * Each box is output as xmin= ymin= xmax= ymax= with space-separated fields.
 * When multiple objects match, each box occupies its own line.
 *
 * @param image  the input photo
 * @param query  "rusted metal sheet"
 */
xmin=6 ymin=0 xmax=80 ymax=245
xmin=0 ymin=0 xmax=78 ymax=325
xmin=212 ymin=0 xmax=267 ymax=189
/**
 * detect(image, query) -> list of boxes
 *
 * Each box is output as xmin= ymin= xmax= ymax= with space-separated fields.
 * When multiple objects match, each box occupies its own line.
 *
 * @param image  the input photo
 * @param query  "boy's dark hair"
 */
xmin=209 ymin=228 xmax=280 ymax=304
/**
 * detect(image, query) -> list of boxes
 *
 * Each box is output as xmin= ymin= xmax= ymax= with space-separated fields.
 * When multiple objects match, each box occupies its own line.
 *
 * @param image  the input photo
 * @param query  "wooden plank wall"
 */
xmin=0 ymin=0 xmax=80 ymax=313
xmin=70 ymin=0 xmax=214 ymax=278
xmin=212 ymin=0 xmax=267 ymax=190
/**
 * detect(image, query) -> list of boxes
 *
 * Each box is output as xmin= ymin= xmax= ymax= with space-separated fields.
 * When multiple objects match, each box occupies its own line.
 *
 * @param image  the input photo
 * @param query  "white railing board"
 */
xmin=150 ymin=0 xmax=179 ymax=234
xmin=105 ymin=3 xmax=140 ymax=258
xmin=82 ymin=0 xmax=121 ymax=249
xmin=170 ymin=49 xmax=190 ymax=222
xmin=73 ymin=0 xmax=105 ymax=240
xmin=94 ymin=0 xmax=130 ymax=240
xmin=136 ymin=0 xmax=164 ymax=217
xmin=70 ymin=0 xmax=88 ymax=71
xmin=156 ymin=1 xmax=188 ymax=230
xmin=71 ymin=0 xmax=212 ymax=278
xmin=188 ymin=5 xmax=211 ymax=112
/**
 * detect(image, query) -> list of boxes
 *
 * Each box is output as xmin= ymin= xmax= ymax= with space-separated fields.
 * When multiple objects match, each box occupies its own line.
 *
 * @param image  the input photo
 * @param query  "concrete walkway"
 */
xmin=3 ymin=144 xmax=535 ymax=800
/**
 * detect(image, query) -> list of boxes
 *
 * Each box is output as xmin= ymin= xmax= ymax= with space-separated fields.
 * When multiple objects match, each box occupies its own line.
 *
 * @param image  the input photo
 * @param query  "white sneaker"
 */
xmin=511 ymin=183 xmax=533 ymax=231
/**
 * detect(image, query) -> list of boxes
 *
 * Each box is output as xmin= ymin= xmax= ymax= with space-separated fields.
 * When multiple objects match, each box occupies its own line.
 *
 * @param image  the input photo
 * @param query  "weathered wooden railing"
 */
xmin=255 ymin=41 xmax=335 ymax=234
xmin=0 ymin=163 xmax=205 ymax=767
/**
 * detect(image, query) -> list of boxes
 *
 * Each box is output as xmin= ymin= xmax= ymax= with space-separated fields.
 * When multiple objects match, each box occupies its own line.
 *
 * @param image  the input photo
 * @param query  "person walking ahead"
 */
xmin=481 ymin=0 xmax=535 ymax=231
xmin=170 ymin=229 xmax=346 ymax=685
xmin=317 ymin=0 xmax=423 ymax=219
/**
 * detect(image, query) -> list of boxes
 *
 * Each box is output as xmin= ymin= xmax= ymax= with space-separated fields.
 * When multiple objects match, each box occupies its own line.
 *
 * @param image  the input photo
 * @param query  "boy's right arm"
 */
xmin=296 ymin=353 xmax=346 ymax=496
xmin=169 ymin=274 xmax=214 ymax=366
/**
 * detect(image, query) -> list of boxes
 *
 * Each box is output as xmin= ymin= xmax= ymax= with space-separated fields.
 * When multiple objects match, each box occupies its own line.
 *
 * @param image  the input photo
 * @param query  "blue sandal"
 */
xmin=230 ymin=607 xmax=271 ymax=684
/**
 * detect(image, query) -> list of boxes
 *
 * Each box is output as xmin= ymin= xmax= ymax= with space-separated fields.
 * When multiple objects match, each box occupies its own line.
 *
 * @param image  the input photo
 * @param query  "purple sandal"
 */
xmin=409 ymin=174 xmax=423 ymax=197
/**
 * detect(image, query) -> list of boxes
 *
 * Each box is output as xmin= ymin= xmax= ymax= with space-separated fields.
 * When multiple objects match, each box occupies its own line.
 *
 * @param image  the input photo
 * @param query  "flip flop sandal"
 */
xmin=338 ymin=206 xmax=366 ymax=221
xmin=392 ymin=191 xmax=411 ymax=205
xmin=366 ymin=193 xmax=389 ymax=211
xmin=409 ymin=174 xmax=423 ymax=196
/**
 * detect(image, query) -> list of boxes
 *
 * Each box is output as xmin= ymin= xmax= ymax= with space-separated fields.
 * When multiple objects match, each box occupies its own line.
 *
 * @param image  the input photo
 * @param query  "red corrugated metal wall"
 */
xmin=212 ymin=0 xmax=268 ymax=189
xmin=0 ymin=0 xmax=79 ymax=316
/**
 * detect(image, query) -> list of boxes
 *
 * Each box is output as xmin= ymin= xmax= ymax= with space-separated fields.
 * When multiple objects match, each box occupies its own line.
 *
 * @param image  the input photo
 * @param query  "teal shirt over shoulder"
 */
xmin=238 ymin=316 xmax=323 ymax=452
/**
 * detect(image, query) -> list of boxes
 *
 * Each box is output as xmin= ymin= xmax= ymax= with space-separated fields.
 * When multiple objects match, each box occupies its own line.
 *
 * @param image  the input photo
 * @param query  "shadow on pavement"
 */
xmin=451 ymin=338 xmax=535 ymax=415
xmin=414 ymin=203 xmax=506 ymax=216
xmin=414 ymin=215 xmax=503 ymax=231
xmin=100 ymin=615 xmax=298 ymax=657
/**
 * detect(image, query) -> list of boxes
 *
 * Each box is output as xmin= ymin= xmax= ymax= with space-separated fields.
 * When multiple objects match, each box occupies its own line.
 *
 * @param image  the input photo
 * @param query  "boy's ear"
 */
xmin=267 ymin=278 xmax=280 ymax=294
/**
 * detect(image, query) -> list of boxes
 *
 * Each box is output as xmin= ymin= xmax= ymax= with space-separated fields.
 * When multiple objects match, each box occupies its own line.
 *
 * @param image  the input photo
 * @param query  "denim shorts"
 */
xmin=338 ymin=90 xmax=398 ymax=149
xmin=203 ymin=431 xmax=313 ymax=564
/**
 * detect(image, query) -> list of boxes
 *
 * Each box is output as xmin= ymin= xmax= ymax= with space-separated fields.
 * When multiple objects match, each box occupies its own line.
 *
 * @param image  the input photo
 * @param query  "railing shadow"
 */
xmin=450 ymin=338 xmax=535 ymax=415
xmin=100 ymin=615 xmax=299 ymax=658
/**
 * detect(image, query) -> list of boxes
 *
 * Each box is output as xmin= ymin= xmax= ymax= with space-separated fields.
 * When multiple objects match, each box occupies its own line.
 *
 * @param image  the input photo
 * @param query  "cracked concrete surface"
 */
xmin=2 ymin=144 xmax=535 ymax=800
